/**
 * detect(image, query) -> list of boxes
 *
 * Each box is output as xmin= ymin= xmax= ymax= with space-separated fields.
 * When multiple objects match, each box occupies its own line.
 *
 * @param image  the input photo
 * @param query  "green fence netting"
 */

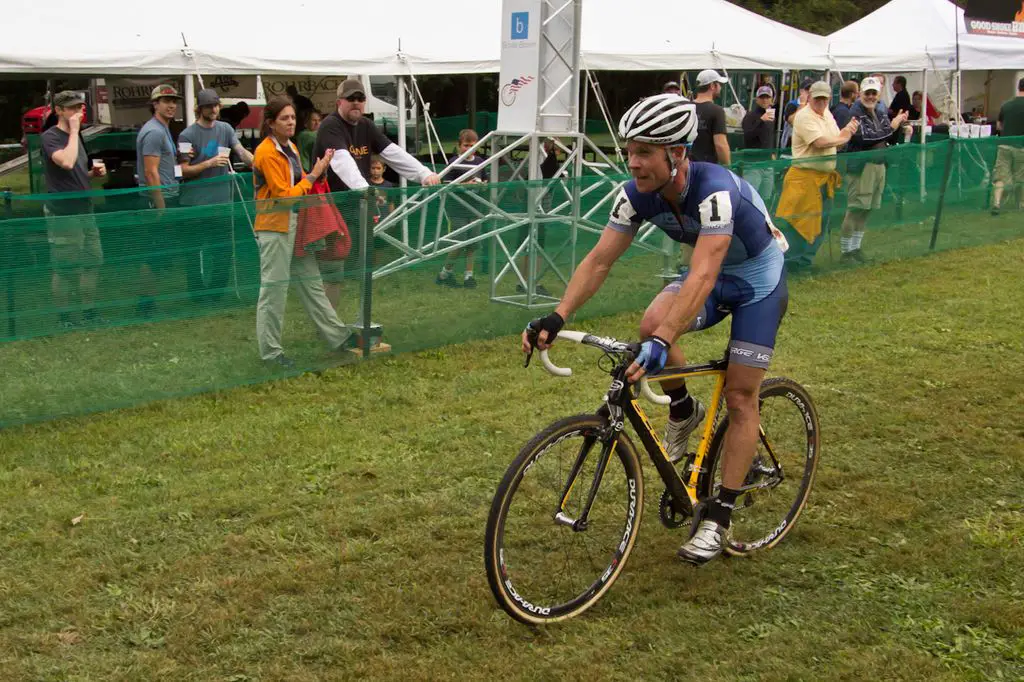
xmin=1 ymin=136 xmax=1022 ymax=427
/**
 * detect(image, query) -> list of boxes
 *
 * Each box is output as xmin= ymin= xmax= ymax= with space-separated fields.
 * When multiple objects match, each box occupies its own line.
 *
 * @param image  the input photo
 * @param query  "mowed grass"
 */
xmin=1 ymin=239 xmax=1023 ymax=681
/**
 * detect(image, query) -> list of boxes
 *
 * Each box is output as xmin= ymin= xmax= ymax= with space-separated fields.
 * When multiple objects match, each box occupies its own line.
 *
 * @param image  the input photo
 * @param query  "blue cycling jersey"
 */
xmin=607 ymin=161 xmax=780 ymax=267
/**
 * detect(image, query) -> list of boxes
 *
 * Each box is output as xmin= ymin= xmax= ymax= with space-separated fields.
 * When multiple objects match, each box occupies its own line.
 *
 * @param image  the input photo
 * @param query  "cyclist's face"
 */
xmin=627 ymin=141 xmax=671 ymax=192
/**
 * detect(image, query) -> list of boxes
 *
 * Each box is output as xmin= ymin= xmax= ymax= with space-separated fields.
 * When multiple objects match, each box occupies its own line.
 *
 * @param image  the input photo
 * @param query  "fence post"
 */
xmin=929 ymin=138 xmax=956 ymax=251
xmin=359 ymin=190 xmax=373 ymax=359
xmin=2 ymin=188 xmax=13 ymax=338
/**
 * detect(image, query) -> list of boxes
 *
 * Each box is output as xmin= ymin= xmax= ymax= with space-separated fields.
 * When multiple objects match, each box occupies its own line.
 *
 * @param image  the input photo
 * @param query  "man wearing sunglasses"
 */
xmin=314 ymin=78 xmax=440 ymax=194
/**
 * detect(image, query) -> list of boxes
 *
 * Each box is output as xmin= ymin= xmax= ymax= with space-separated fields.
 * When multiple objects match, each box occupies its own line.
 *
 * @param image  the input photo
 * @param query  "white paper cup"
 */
xmin=218 ymin=146 xmax=231 ymax=158
xmin=178 ymin=142 xmax=192 ymax=154
xmin=766 ymin=108 xmax=776 ymax=121
xmin=91 ymin=159 xmax=105 ymax=170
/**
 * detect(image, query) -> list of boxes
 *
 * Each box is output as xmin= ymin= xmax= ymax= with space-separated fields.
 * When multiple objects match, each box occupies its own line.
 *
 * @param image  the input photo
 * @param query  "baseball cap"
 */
xmin=696 ymin=69 xmax=729 ymax=87
xmin=52 ymin=90 xmax=85 ymax=108
xmin=150 ymin=84 xmax=182 ymax=101
xmin=662 ymin=81 xmax=681 ymax=93
xmin=756 ymin=85 xmax=774 ymax=98
xmin=799 ymin=78 xmax=816 ymax=91
xmin=860 ymin=76 xmax=882 ymax=93
xmin=337 ymin=78 xmax=366 ymax=99
xmin=809 ymin=81 xmax=832 ymax=99
xmin=196 ymin=88 xmax=220 ymax=107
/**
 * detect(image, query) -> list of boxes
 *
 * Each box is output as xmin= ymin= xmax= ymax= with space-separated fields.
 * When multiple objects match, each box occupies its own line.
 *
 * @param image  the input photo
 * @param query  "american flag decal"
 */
xmin=508 ymin=76 xmax=535 ymax=92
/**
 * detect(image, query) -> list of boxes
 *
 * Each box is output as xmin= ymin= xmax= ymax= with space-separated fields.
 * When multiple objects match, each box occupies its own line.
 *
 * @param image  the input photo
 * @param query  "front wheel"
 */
xmin=701 ymin=377 xmax=820 ymax=556
xmin=484 ymin=414 xmax=644 ymax=624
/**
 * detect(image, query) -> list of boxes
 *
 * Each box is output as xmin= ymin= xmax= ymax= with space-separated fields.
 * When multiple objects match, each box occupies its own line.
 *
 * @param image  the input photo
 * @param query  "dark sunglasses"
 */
xmin=345 ymin=95 xmax=366 ymax=103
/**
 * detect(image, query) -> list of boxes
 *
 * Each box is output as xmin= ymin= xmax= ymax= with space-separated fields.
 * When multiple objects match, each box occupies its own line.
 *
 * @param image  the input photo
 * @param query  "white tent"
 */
xmin=0 ymin=0 xmax=828 ymax=77
xmin=581 ymin=0 xmax=829 ymax=70
xmin=825 ymin=0 xmax=1024 ymax=72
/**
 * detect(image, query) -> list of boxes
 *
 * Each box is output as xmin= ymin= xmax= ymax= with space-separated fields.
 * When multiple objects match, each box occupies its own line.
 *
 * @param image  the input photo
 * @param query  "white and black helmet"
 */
xmin=618 ymin=94 xmax=698 ymax=146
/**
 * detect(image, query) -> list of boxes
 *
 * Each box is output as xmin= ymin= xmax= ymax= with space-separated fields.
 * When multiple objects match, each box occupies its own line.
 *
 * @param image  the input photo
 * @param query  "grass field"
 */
xmin=1 ymin=238 xmax=1022 ymax=680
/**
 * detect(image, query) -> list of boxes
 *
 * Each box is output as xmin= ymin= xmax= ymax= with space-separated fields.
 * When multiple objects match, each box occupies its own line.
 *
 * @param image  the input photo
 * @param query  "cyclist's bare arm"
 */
xmin=651 ymin=234 xmax=729 ymax=343
xmin=521 ymin=227 xmax=633 ymax=352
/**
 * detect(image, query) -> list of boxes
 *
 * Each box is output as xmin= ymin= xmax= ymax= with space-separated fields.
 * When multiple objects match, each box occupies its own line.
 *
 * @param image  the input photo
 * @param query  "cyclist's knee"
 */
xmin=638 ymin=312 xmax=662 ymax=338
xmin=724 ymin=384 xmax=758 ymax=417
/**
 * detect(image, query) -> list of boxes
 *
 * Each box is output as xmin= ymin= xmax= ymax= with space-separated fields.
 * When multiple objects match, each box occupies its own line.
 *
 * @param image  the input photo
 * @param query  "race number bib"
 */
xmin=698 ymin=191 xmax=733 ymax=232
xmin=609 ymin=188 xmax=637 ymax=227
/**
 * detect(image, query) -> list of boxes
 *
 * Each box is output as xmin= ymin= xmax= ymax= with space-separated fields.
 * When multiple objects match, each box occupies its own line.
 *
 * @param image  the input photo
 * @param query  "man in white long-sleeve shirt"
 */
xmin=313 ymin=78 xmax=440 ymax=306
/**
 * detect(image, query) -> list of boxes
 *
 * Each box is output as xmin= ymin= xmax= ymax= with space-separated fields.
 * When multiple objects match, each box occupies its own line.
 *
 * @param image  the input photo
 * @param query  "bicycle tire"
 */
xmin=484 ymin=414 xmax=644 ymax=624
xmin=700 ymin=377 xmax=820 ymax=556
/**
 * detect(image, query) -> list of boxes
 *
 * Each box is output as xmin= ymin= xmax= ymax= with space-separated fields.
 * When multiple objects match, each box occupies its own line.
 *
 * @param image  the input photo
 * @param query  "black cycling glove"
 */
xmin=524 ymin=312 xmax=564 ymax=366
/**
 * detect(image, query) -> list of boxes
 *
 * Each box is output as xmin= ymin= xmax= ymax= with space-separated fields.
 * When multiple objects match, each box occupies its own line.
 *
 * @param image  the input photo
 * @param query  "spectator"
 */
xmin=287 ymin=85 xmax=315 ymax=133
xmin=368 ymin=155 xmax=396 ymax=223
xmin=740 ymin=85 xmax=777 ymax=201
xmin=839 ymin=76 xmax=909 ymax=264
xmin=690 ymin=69 xmax=730 ymax=165
xmin=297 ymin=110 xmax=322 ymax=171
xmin=40 ymin=90 xmax=107 ymax=329
xmin=781 ymin=78 xmax=814 ymax=149
xmin=135 ymin=83 xmax=183 ymax=318
xmin=870 ymin=73 xmax=890 ymax=109
xmin=314 ymin=78 xmax=440 ymax=308
xmin=662 ymin=81 xmax=682 ymax=96
xmin=889 ymin=76 xmax=911 ymax=118
xmin=774 ymin=81 xmax=858 ymax=271
xmin=909 ymin=91 xmax=941 ymax=125
xmin=436 ymin=128 xmax=489 ymax=288
xmin=252 ymin=96 xmax=350 ymax=369
xmin=832 ymin=81 xmax=859 ymax=130
xmin=178 ymin=88 xmax=254 ymax=305
xmin=991 ymin=77 xmax=1024 ymax=215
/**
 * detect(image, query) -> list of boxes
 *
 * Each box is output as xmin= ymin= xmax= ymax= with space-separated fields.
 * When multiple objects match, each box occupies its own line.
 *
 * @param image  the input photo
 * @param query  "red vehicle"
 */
xmin=21 ymin=102 xmax=89 ymax=135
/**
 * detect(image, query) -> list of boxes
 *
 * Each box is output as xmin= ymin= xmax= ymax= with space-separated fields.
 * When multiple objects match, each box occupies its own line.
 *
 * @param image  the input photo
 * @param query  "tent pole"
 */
xmin=920 ymin=68 xmax=928 ymax=202
xmin=184 ymin=74 xmax=196 ymax=127
xmin=398 ymin=76 xmax=410 ymax=248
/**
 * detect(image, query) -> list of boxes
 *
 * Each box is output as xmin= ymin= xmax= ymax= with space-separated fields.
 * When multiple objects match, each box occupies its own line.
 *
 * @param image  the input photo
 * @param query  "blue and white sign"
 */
xmin=510 ymin=11 xmax=529 ymax=40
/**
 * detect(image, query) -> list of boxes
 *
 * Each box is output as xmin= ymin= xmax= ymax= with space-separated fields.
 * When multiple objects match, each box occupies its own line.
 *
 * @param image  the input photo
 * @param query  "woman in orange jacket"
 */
xmin=253 ymin=96 xmax=351 ymax=369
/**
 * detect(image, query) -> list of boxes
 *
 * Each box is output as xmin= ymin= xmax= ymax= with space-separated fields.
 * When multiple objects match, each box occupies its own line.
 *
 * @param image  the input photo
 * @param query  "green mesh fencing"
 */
xmin=1 ymin=136 xmax=1022 ymax=427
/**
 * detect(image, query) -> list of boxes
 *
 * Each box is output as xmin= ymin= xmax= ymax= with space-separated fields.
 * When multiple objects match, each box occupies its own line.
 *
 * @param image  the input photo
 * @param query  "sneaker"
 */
xmin=463 ymin=275 xmax=478 ymax=289
xmin=677 ymin=519 xmax=725 ymax=566
xmin=991 ymin=206 xmax=1000 ymax=216
xmin=839 ymin=251 xmax=857 ymax=265
xmin=516 ymin=283 xmax=551 ymax=297
xmin=265 ymin=354 xmax=296 ymax=370
xmin=850 ymin=249 xmax=871 ymax=264
xmin=663 ymin=399 xmax=706 ymax=464
xmin=331 ymin=329 xmax=359 ymax=353
xmin=436 ymin=272 xmax=459 ymax=287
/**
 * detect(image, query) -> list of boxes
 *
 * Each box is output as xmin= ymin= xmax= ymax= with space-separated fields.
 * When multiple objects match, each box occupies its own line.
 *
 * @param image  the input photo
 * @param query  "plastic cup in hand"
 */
xmin=218 ymin=146 xmax=231 ymax=158
xmin=91 ymin=159 xmax=105 ymax=172
xmin=178 ymin=142 xmax=192 ymax=154
xmin=766 ymin=108 xmax=776 ymax=122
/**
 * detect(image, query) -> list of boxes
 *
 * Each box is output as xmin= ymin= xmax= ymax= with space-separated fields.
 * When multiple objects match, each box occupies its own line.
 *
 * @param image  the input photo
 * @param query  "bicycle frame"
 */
xmin=554 ymin=358 xmax=728 ymax=530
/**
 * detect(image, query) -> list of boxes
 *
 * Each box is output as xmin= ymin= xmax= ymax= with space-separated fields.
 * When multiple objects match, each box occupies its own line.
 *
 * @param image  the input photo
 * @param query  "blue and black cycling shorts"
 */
xmin=663 ymin=243 xmax=788 ymax=369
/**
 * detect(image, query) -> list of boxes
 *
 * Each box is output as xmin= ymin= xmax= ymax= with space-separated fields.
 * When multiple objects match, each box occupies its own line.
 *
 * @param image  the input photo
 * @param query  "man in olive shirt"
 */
xmin=991 ymin=77 xmax=1024 ymax=214
xmin=41 ymin=91 xmax=107 ymax=328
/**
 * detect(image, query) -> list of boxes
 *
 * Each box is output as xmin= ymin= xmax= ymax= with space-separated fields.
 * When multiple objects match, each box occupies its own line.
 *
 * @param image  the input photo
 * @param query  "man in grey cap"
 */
xmin=691 ymin=69 xmax=731 ymax=165
xmin=41 ymin=90 xmax=107 ymax=329
xmin=662 ymin=81 xmax=682 ymax=96
xmin=177 ymin=87 xmax=254 ymax=304
xmin=740 ymin=85 xmax=778 ymax=201
xmin=314 ymin=77 xmax=441 ymax=308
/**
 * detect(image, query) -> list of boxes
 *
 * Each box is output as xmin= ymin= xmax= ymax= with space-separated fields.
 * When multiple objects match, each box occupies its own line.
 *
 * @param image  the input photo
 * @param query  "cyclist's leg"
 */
xmin=639 ymin=277 xmax=726 ymax=388
xmin=719 ymin=275 xmax=789 ymax=495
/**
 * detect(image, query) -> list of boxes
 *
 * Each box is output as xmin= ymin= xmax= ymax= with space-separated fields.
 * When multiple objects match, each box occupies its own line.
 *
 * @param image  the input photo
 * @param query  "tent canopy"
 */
xmin=1 ymin=0 xmax=829 ymax=76
xmin=825 ymin=0 xmax=1024 ymax=71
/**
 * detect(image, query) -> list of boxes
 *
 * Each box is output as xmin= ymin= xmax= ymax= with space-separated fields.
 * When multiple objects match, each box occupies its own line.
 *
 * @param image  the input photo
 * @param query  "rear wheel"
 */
xmin=700 ymin=378 xmax=820 ymax=556
xmin=484 ymin=414 xmax=644 ymax=624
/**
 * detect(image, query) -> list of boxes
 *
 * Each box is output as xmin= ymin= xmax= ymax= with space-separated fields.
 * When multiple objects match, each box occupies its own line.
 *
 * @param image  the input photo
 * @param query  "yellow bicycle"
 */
xmin=484 ymin=330 xmax=821 ymax=624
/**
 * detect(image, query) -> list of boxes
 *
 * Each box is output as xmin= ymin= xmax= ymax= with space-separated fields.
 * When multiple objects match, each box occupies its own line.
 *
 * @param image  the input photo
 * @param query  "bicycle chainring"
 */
xmin=659 ymin=489 xmax=691 ymax=529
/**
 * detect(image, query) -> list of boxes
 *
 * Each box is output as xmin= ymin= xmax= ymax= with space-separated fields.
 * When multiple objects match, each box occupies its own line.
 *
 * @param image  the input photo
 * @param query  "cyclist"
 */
xmin=522 ymin=94 xmax=789 ymax=565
